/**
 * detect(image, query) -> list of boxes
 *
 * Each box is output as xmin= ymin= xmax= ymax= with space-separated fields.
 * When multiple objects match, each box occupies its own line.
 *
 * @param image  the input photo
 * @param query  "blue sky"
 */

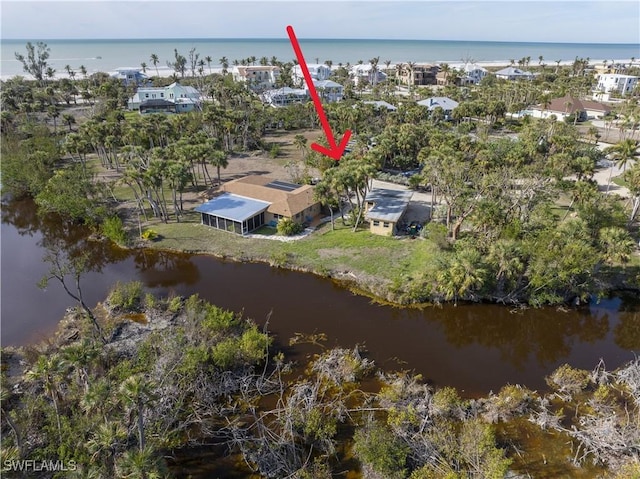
xmin=2 ymin=1 xmax=638 ymax=43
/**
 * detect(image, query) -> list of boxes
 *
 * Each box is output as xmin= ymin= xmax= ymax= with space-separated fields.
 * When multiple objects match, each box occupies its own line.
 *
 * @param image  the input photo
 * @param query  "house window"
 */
xmin=273 ymin=213 xmax=282 ymax=220
xmin=373 ymin=221 xmax=380 ymax=226
xmin=383 ymin=222 xmax=390 ymax=228
xmin=160 ymin=93 xmax=164 ymax=97
xmin=145 ymin=93 xmax=149 ymax=98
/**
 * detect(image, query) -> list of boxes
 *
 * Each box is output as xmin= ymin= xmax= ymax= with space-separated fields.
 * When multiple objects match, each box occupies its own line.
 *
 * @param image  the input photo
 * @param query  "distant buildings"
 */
xmin=128 ymin=82 xmax=202 ymax=114
xmin=231 ymin=65 xmax=281 ymax=91
xmin=457 ymin=63 xmax=489 ymax=85
xmin=110 ymin=67 xmax=148 ymax=86
xmin=292 ymin=63 xmax=332 ymax=85
xmin=396 ymin=63 xmax=439 ymax=86
xmin=494 ymin=67 xmax=536 ymax=81
xmin=350 ymin=64 xmax=387 ymax=86
xmin=529 ymin=95 xmax=611 ymax=121
xmin=593 ymin=74 xmax=639 ymax=101
xmin=417 ymin=97 xmax=459 ymax=119
xmin=261 ymin=79 xmax=344 ymax=107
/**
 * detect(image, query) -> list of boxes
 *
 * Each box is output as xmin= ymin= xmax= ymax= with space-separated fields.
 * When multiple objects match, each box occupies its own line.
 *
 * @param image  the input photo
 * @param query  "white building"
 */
xmin=231 ymin=65 xmax=281 ymax=91
xmin=312 ymin=79 xmax=343 ymax=103
xmin=457 ymin=63 xmax=489 ymax=84
xmin=593 ymin=74 xmax=639 ymax=101
xmin=262 ymin=87 xmax=308 ymax=107
xmin=128 ymin=82 xmax=202 ymax=113
xmin=292 ymin=63 xmax=332 ymax=85
xmin=350 ymin=64 xmax=387 ymax=86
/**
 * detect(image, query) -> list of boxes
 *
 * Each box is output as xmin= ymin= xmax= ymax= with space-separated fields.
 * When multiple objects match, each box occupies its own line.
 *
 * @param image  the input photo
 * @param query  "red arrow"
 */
xmin=287 ymin=25 xmax=351 ymax=161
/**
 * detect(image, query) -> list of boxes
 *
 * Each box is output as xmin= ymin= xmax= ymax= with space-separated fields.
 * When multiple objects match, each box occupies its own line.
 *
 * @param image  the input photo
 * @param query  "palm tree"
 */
xmin=87 ymin=422 xmax=127 ymax=477
xmin=293 ymin=134 xmax=308 ymax=160
xmin=25 ymin=355 xmax=68 ymax=442
xmin=599 ymin=226 xmax=636 ymax=266
xmin=118 ymin=374 xmax=157 ymax=452
xmin=606 ymin=138 xmax=639 ymax=172
xmin=150 ymin=53 xmax=159 ymax=76
xmin=62 ymin=113 xmax=76 ymax=132
xmin=205 ymin=55 xmax=213 ymax=74
xmin=209 ymin=149 xmax=229 ymax=186
xmin=140 ymin=61 xmax=147 ymax=74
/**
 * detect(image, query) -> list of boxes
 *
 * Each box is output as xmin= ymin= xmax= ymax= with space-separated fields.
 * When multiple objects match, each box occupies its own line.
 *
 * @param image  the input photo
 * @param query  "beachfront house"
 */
xmin=397 ymin=63 xmax=439 ymax=86
xmin=350 ymin=64 xmax=387 ymax=86
xmin=231 ymin=65 xmax=281 ymax=91
xmin=529 ymin=95 xmax=611 ymax=121
xmin=494 ymin=67 xmax=536 ymax=81
xmin=292 ymin=63 xmax=332 ymax=85
xmin=365 ymin=188 xmax=413 ymax=236
xmin=261 ymin=87 xmax=309 ymax=107
xmin=128 ymin=82 xmax=203 ymax=114
xmin=110 ymin=67 xmax=148 ymax=86
xmin=417 ymin=97 xmax=459 ymax=120
xmin=195 ymin=175 xmax=321 ymax=235
xmin=457 ymin=63 xmax=489 ymax=85
xmin=592 ymin=74 xmax=639 ymax=101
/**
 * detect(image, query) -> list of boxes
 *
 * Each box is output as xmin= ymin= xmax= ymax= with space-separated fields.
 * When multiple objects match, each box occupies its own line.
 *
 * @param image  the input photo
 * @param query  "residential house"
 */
xmin=593 ymin=74 xmax=639 ymax=101
xmin=362 ymin=100 xmax=397 ymax=111
xmin=110 ymin=67 xmax=148 ymax=86
xmin=292 ymin=63 xmax=332 ymax=85
xmin=350 ymin=64 xmax=387 ymax=86
xmin=195 ymin=176 xmax=321 ymax=235
xmin=456 ymin=63 xmax=489 ymax=85
xmin=529 ymin=95 xmax=611 ymax=121
xmin=397 ymin=63 xmax=439 ymax=86
xmin=494 ymin=66 xmax=536 ymax=81
xmin=231 ymin=65 xmax=280 ymax=91
xmin=364 ymin=188 xmax=413 ymax=236
xmin=312 ymin=79 xmax=344 ymax=103
xmin=261 ymin=87 xmax=309 ymax=107
xmin=128 ymin=82 xmax=202 ymax=114
xmin=416 ymin=97 xmax=459 ymax=120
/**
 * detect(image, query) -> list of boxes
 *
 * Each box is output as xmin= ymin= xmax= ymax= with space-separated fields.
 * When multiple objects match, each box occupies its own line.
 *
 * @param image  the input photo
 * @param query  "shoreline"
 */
xmin=2 ymin=58 xmax=637 ymax=82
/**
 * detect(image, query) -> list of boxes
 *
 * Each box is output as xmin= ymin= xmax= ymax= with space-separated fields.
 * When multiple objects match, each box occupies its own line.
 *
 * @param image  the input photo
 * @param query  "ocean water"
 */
xmin=2 ymin=37 xmax=639 ymax=78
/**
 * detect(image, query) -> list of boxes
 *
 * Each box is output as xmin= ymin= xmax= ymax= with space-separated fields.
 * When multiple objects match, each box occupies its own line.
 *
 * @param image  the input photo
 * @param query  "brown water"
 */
xmin=2 ymin=198 xmax=639 ymax=395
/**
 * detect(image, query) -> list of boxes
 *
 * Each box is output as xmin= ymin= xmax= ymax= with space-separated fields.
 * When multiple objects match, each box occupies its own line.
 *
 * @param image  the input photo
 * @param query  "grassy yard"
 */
xmin=146 ymin=218 xmax=443 ymax=302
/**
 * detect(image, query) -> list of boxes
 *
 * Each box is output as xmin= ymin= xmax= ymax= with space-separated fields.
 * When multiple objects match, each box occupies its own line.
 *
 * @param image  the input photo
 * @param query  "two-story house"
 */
xmin=231 ymin=65 xmax=281 ymax=91
xmin=128 ymin=82 xmax=202 ymax=114
xmin=292 ymin=63 xmax=332 ymax=85
xmin=593 ymin=74 xmax=639 ymax=101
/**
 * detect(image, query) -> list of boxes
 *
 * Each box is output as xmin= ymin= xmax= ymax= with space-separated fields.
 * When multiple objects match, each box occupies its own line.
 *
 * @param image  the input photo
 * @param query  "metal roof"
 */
xmin=417 ymin=97 xmax=459 ymax=111
xmin=365 ymin=188 xmax=412 ymax=223
xmin=194 ymin=193 xmax=270 ymax=222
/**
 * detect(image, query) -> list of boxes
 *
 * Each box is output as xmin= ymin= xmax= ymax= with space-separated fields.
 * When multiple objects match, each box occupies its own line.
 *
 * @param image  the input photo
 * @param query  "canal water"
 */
xmin=2 ymin=198 xmax=638 ymax=395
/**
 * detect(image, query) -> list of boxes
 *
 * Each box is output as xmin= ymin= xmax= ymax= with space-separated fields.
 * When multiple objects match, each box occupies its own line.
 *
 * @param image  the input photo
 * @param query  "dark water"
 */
xmin=2 ymin=198 xmax=639 ymax=395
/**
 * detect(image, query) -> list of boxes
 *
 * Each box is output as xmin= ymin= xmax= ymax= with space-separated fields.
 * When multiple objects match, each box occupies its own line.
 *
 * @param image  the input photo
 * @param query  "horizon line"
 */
xmin=3 ymin=37 xmax=639 ymax=46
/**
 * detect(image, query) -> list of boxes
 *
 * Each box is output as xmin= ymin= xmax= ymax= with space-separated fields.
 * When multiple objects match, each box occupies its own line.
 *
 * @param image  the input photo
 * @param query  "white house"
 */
xmin=350 ymin=64 xmax=387 ymax=86
xmin=231 ymin=65 xmax=281 ymax=91
xmin=593 ymin=74 xmax=639 ymax=101
xmin=110 ymin=67 xmax=148 ymax=86
xmin=292 ymin=63 xmax=332 ymax=85
xmin=128 ymin=82 xmax=202 ymax=113
xmin=311 ymin=79 xmax=343 ymax=103
xmin=417 ymin=97 xmax=459 ymax=119
xmin=528 ymin=95 xmax=611 ymax=121
xmin=457 ymin=63 xmax=489 ymax=84
xmin=494 ymin=66 xmax=535 ymax=81
xmin=261 ymin=87 xmax=308 ymax=107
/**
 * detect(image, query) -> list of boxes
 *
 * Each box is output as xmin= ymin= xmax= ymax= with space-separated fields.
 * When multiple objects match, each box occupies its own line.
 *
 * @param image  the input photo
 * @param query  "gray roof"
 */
xmin=416 ymin=97 xmax=459 ymax=111
xmin=365 ymin=188 xmax=412 ymax=223
xmin=494 ymin=67 xmax=534 ymax=77
xmin=195 ymin=193 xmax=269 ymax=222
xmin=363 ymin=100 xmax=397 ymax=111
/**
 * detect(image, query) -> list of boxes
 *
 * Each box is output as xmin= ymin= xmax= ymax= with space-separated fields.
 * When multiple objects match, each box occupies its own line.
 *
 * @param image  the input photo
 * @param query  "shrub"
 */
xmin=141 ymin=229 xmax=158 ymax=241
xmin=269 ymin=143 xmax=280 ymax=158
xmin=276 ymin=217 xmax=304 ymax=236
xmin=422 ymin=222 xmax=449 ymax=250
xmin=101 ymin=215 xmax=128 ymax=246
xmin=108 ymin=281 xmax=143 ymax=312
xmin=546 ymin=363 xmax=591 ymax=396
xmin=353 ymin=420 xmax=409 ymax=479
